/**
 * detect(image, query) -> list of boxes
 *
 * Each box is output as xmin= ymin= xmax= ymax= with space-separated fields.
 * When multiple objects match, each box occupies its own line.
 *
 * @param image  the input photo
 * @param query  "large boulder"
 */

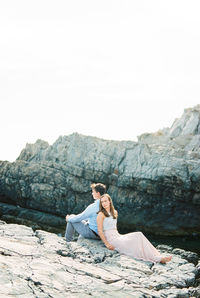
xmin=0 ymin=105 xmax=200 ymax=235
xmin=0 ymin=221 xmax=199 ymax=297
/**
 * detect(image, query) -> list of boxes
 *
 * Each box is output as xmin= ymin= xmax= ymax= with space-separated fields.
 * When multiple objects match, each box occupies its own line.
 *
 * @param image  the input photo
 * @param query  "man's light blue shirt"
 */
xmin=67 ymin=199 xmax=100 ymax=234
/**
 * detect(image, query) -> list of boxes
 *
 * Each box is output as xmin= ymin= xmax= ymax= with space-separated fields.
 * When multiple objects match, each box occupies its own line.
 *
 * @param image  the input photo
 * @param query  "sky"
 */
xmin=0 ymin=1 xmax=200 ymax=162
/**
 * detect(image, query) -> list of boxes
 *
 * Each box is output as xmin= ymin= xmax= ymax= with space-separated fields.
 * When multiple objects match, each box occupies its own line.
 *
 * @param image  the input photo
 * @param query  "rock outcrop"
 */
xmin=0 ymin=221 xmax=200 ymax=297
xmin=138 ymin=104 xmax=200 ymax=150
xmin=0 ymin=105 xmax=200 ymax=235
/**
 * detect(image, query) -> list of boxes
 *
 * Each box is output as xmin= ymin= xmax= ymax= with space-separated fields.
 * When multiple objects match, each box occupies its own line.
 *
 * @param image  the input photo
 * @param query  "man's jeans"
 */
xmin=65 ymin=220 xmax=100 ymax=242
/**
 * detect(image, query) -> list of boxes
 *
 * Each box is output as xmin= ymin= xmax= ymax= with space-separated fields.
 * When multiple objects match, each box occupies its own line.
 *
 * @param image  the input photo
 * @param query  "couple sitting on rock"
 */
xmin=65 ymin=183 xmax=172 ymax=264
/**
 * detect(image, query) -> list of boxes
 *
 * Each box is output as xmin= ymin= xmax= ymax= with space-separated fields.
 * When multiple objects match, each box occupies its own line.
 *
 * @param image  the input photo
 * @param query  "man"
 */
xmin=65 ymin=183 xmax=106 ymax=242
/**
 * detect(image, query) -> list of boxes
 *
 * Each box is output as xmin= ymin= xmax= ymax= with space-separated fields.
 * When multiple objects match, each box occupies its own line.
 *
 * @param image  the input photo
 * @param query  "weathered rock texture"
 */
xmin=0 ymin=221 xmax=200 ymax=297
xmin=0 ymin=105 xmax=200 ymax=235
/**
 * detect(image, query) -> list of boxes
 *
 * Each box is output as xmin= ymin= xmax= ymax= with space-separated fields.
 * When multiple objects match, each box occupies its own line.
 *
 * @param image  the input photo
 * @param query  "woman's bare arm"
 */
xmin=97 ymin=212 xmax=114 ymax=250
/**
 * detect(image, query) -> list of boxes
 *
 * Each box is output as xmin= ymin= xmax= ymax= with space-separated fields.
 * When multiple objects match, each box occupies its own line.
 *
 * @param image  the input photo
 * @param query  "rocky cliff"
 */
xmin=0 ymin=105 xmax=200 ymax=235
xmin=0 ymin=221 xmax=200 ymax=297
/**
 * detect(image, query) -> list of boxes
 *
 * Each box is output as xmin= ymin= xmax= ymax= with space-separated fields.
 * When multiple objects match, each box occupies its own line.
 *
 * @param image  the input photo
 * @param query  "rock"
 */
xmin=0 ymin=105 xmax=200 ymax=236
xmin=138 ymin=104 xmax=200 ymax=148
xmin=0 ymin=202 xmax=65 ymax=233
xmin=172 ymin=248 xmax=199 ymax=265
xmin=196 ymin=260 xmax=200 ymax=278
xmin=168 ymin=106 xmax=200 ymax=138
xmin=0 ymin=221 xmax=199 ymax=297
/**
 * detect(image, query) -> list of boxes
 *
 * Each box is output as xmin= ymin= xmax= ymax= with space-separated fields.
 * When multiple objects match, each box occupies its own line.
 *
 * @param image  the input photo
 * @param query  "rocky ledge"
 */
xmin=0 ymin=221 xmax=200 ymax=297
xmin=0 ymin=105 xmax=200 ymax=236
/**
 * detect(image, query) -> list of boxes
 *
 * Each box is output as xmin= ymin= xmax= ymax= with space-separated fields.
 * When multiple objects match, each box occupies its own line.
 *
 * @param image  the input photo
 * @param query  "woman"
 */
xmin=97 ymin=194 xmax=172 ymax=263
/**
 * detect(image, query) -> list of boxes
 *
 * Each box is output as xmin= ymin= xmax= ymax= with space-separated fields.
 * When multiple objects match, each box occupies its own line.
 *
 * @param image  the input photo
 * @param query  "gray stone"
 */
xmin=172 ymin=248 xmax=199 ymax=265
xmin=0 ymin=105 xmax=200 ymax=236
xmin=0 ymin=221 xmax=199 ymax=297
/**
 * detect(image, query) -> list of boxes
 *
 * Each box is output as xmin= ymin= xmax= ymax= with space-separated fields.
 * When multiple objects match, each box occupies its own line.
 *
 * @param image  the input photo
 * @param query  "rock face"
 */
xmin=0 ymin=221 xmax=199 ymax=297
xmin=0 ymin=105 xmax=200 ymax=235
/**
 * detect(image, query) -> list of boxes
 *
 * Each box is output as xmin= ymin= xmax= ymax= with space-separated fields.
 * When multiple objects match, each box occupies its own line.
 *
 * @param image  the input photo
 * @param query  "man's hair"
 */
xmin=90 ymin=183 xmax=106 ymax=195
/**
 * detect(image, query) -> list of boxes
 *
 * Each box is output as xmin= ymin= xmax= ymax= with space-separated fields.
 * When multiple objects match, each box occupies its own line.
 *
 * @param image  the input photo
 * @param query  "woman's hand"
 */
xmin=105 ymin=242 xmax=115 ymax=250
xmin=97 ymin=212 xmax=115 ymax=250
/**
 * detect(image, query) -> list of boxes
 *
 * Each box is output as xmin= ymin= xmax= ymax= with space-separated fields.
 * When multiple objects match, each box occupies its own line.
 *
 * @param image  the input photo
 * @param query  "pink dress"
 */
xmin=103 ymin=215 xmax=162 ymax=263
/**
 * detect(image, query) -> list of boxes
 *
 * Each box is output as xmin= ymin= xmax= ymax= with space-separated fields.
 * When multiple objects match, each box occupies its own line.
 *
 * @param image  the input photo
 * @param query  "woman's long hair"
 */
xmin=99 ymin=194 xmax=117 ymax=219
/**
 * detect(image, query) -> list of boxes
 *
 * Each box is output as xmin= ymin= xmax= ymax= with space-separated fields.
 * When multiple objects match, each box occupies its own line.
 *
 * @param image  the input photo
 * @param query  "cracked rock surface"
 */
xmin=0 ymin=221 xmax=199 ymax=297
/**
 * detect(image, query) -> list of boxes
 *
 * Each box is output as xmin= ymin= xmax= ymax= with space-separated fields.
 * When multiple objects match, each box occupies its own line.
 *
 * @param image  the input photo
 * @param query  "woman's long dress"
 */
xmin=103 ymin=215 xmax=162 ymax=263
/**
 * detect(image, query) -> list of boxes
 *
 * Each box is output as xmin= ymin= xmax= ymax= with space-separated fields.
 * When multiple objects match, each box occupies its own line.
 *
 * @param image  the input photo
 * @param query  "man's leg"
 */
xmin=65 ymin=221 xmax=76 ymax=242
xmin=65 ymin=220 xmax=99 ymax=242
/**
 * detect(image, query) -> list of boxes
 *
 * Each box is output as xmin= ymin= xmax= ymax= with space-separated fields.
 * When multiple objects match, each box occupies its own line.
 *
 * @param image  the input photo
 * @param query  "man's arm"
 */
xmin=67 ymin=200 xmax=99 ymax=223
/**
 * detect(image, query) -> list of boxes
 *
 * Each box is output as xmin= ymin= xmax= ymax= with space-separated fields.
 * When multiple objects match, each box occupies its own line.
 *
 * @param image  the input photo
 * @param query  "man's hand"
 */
xmin=65 ymin=215 xmax=70 ymax=222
